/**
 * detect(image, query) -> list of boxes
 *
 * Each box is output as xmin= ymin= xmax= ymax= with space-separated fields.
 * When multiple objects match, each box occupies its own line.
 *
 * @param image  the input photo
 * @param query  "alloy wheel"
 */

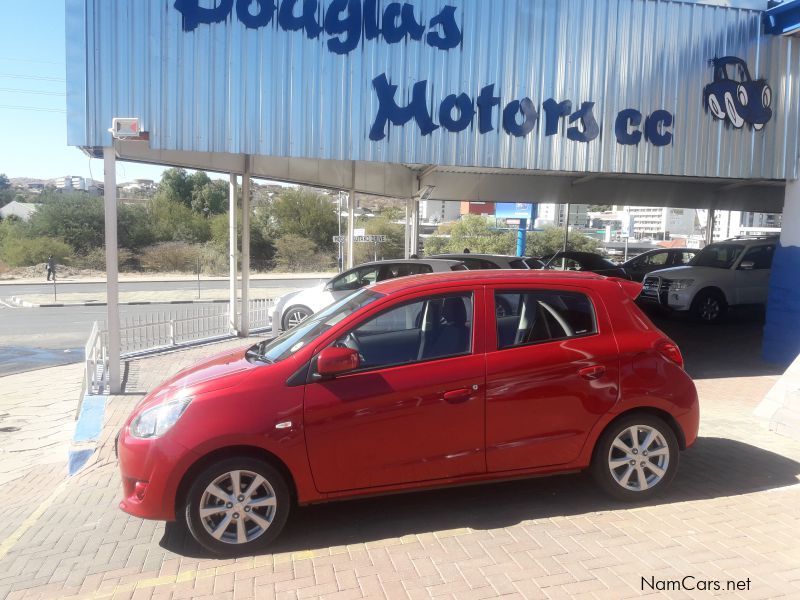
xmin=199 ymin=469 xmax=277 ymax=545
xmin=607 ymin=425 xmax=670 ymax=492
xmin=699 ymin=297 xmax=720 ymax=321
xmin=284 ymin=308 xmax=310 ymax=329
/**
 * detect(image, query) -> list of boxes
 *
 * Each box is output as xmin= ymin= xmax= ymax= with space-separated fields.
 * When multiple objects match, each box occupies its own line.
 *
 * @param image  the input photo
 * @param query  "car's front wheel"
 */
xmin=691 ymin=289 xmax=727 ymax=323
xmin=184 ymin=457 xmax=290 ymax=556
xmin=591 ymin=415 xmax=679 ymax=501
xmin=282 ymin=305 xmax=313 ymax=330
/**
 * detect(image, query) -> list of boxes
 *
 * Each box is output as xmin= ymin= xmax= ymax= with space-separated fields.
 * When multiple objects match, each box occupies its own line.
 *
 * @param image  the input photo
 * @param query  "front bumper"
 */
xmin=117 ymin=426 xmax=200 ymax=521
xmin=639 ymin=277 xmax=692 ymax=311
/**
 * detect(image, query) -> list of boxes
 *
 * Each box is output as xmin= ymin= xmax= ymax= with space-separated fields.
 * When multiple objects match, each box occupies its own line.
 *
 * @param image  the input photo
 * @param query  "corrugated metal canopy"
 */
xmin=67 ymin=0 xmax=800 ymax=181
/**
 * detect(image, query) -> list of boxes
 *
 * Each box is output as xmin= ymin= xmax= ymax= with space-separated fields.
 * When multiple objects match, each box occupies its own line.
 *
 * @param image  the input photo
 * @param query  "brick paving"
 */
xmin=1 ymin=340 xmax=799 ymax=599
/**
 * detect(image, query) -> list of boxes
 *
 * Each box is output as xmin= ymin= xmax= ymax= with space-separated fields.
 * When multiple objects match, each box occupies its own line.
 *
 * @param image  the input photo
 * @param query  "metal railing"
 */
xmin=84 ymin=321 xmax=109 ymax=395
xmin=84 ymin=298 xmax=277 ymax=390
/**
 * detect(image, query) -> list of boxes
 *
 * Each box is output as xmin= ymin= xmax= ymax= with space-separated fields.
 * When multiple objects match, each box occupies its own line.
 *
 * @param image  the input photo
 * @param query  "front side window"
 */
xmin=336 ymin=294 xmax=473 ymax=371
xmin=739 ymin=245 xmax=775 ymax=270
xmin=495 ymin=290 xmax=597 ymax=350
xmin=645 ymin=252 xmax=669 ymax=266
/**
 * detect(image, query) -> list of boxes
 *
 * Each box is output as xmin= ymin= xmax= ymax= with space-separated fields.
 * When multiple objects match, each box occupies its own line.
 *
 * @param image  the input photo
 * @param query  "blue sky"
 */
xmin=0 ymin=2 xmax=166 ymax=183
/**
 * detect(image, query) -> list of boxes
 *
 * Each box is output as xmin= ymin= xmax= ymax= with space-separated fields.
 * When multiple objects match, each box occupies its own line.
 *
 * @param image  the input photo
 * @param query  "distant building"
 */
xmin=421 ymin=200 xmax=461 ymax=224
xmin=535 ymin=203 xmax=589 ymax=228
xmin=0 ymin=201 xmax=38 ymax=221
xmin=460 ymin=202 xmax=495 ymax=216
xmin=697 ymin=210 xmax=782 ymax=241
xmin=55 ymin=176 xmax=101 ymax=194
xmin=612 ymin=205 xmax=696 ymax=239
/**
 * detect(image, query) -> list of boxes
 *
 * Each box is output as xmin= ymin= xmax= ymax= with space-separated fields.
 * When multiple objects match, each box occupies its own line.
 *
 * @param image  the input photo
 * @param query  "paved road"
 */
xmin=0 ymin=277 xmax=326 ymax=296
xmin=0 ymin=302 xmax=233 ymax=377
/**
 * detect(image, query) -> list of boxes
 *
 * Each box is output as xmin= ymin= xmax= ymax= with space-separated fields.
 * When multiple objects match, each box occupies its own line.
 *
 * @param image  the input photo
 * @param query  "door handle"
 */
xmin=443 ymin=388 xmax=471 ymax=403
xmin=578 ymin=365 xmax=606 ymax=380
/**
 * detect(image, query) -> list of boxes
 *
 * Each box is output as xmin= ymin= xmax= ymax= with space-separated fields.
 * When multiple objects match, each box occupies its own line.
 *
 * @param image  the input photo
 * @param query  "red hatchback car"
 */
xmin=117 ymin=271 xmax=698 ymax=555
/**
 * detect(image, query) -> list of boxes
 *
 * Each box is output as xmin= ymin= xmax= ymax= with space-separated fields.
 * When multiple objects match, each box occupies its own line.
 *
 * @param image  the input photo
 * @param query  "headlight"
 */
xmin=130 ymin=397 xmax=192 ymax=439
xmin=669 ymin=279 xmax=695 ymax=291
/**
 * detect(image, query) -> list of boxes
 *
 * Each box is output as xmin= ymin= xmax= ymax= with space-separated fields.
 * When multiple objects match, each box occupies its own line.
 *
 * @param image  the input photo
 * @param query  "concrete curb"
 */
xmin=6 ymin=296 xmax=233 ymax=308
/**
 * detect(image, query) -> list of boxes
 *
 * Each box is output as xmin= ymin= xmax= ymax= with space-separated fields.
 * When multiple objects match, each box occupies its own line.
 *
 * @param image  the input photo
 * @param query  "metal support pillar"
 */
xmin=404 ymin=198 xmax=413 ymax=258
xmin=229 ymin=173 xmax=239 ymax=333
xmin=705 ymin=208 xmax=716 ymax=245
xmin=347 ymin=178 xmax=356 ymax=269
xmin=103 ymin=147 xmax=121 ymax=394
xmin=411 ymin=198 xmax=420 ymax=256
xmin=240 ymin=158 xmax=251 ymax=337
xmin=516 ymin=218 xmax=528 ymax=257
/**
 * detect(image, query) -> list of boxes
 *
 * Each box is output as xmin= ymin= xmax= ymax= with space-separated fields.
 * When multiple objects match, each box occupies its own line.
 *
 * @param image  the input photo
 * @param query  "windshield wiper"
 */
xmin=247 ymin=341 xmax=274 ymax=364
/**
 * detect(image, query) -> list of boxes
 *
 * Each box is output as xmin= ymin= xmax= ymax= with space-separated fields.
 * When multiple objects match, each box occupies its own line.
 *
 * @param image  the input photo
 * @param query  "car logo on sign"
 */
xmin=703 ymin=56 xmax=772 ymax=131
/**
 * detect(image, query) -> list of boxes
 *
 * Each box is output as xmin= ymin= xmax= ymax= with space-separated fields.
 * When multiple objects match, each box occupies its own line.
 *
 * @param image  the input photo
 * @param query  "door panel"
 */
xmin=485 ymin=287 xmax=619 ymax=472
xmin=303 ymin=289 xmax=487 ymax=493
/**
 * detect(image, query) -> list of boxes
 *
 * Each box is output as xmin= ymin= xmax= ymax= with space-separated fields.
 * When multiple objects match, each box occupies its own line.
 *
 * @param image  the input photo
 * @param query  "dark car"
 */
xmin=542 ymin=251 xmax=629 ymax=279
xmin=703 ymin=56 xmax=772 ymax=130
xmin=623 ymin=249 xmax=698 ymax=282
xmin=430 ymin=253 xmax=530 ymax=270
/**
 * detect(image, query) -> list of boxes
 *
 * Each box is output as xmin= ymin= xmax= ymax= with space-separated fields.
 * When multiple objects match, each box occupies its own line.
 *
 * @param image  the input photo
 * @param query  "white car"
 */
xmin=639 ymin=236 xmax=777 ymax=322
xmin=271 ymin=259 xmax=466 ymax=335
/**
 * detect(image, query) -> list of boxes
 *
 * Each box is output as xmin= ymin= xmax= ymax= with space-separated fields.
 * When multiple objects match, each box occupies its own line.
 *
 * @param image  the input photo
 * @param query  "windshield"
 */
xmin=690 ymin=243 xmax=745 ymax=269
xmin=255 ymin=289 xmax=382 ymax=363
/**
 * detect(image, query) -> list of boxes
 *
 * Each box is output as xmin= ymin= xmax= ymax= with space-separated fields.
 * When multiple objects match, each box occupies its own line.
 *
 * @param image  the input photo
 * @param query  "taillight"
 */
xmin=656 ymin=340 xmax=684 ymax=369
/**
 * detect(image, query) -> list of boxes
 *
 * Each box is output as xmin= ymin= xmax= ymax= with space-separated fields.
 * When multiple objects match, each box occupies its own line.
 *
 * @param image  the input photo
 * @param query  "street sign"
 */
xmin=332 ymin=235 xmax=387 ymax=243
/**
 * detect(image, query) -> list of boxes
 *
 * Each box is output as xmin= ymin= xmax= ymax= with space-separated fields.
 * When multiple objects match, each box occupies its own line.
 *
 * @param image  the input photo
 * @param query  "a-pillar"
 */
xmin=763 ymin=178 xmax=800 ymax=364
xmin=103 ymin=147 xmax=121 ymax=393
xmin=228 ymin=173 xmax=239 ymax=333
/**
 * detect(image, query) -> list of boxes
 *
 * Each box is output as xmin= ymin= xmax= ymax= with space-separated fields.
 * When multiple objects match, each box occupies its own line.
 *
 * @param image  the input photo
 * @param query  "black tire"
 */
xmin=691 ymin=289 xmax=727 ymax=323
xmin=591 ymin=414 xmax=679 ymax=502
xmin=281 ymin=305 xmax=313 ymax=330
xmin=184 ymin=457 xmax=290 ymax=556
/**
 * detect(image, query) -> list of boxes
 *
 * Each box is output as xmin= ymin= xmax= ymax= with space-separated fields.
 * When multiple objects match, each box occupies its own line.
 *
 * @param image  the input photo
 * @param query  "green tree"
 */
xmin=353 ymin=216 xmax=405 ymax=263
xmin=0 ymin=173 xmax=9 ymax=190
xmin=257 ymin=188 xmax=338 ymax=252
xmin=118 ymin=204 xmax=156 ymax=250
xmin=28 ymin=193 xmax=105 ymax=253
xmin=423 ymin=215 xmax=515 ymax=256
xmin=148 ymin=195 xmax=211 ymax=243
xmin=191 ymin=179 xmax=228 ymax=215
xmin=158 ymin=168 xmax=193 ymax=207
xmin=526 ymin=226 xmax=599 ymax=257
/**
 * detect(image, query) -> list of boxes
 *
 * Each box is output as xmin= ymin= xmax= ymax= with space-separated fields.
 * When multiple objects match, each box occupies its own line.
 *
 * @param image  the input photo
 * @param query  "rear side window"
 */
xmin=740 ymin=245 xmax=775 ymax=270
xmin=495 ymin=290 xmax=597 ymax=350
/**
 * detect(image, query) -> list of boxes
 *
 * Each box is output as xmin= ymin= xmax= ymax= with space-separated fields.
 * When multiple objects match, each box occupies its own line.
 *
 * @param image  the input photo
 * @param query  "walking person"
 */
xmin=46 ymin=255 xmax=56 ymax=282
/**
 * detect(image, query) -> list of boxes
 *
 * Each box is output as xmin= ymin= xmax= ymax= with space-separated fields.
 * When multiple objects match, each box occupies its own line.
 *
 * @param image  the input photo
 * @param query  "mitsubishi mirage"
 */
xmin=117 ymin=271 xmax=699 ymax=556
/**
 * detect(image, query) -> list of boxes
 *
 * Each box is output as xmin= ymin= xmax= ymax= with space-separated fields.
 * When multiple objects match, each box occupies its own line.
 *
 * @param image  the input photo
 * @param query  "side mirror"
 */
xmin=739 ymin=260 xmax=755 ymax=270
xmin=317 ymin=347 xmax=360 ymax=377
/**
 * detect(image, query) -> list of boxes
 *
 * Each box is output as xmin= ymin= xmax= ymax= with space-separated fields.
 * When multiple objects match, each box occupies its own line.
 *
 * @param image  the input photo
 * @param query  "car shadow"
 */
xmin=159 ymin=436 xmax=800 ymax=558
xmin=643 ymin=307 xmax=785 ymax=379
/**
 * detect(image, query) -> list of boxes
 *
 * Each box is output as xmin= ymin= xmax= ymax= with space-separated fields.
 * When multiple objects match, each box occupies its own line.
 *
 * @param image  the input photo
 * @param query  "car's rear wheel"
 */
xmin=184 ymin=457 xmax=290 ymax=556
xmin=591 ymin=415 xmax=679 ymax=501
xmin=691 ymin=289 xmax=727 ymax=323
xmin=282 ymin=305 xmax=312 ymax=330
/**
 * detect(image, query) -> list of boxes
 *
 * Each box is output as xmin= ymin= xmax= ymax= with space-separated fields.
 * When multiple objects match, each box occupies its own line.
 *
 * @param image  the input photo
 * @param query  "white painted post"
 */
xmin=103 ymin=147 xmax=121 ymax=394
xmin=411 ymin=198 xmax=420 ymax=256
xmin=347 ymin=164 xmax=356 ymax=269
xmin=240 ymin=158 xmax=251 ymax=337
xmin=229 ymin=173 xmax=239 ymax=333
xmin=404 ymin=198 xmax=412 ymax=258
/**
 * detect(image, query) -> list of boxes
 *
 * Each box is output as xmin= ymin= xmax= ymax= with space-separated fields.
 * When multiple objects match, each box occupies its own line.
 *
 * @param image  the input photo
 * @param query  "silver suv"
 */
xmin=640 ymin=236 xmax=777 ymax=322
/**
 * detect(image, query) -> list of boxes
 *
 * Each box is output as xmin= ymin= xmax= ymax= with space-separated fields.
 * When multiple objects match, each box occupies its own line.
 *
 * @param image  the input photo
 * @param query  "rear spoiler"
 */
xmin=613 ymin=278 xmax=644 ymax=300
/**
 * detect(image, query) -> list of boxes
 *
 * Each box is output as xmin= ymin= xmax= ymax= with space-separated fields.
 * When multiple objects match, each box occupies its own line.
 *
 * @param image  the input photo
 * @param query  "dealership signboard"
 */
xmin=67 ymin=0 xmax=799 ymax=180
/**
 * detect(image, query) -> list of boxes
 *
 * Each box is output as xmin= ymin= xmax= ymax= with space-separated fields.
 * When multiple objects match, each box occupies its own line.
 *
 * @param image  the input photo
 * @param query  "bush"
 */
xmin=273 ymin=234 xmax=335 ymax=272
xmin=0 ymin=236 xmax=72 ymax=267
xmin=140 ymin=242 xmax=202 ymax=272
xmin=75 ymin=247 xmax=136 ymax=271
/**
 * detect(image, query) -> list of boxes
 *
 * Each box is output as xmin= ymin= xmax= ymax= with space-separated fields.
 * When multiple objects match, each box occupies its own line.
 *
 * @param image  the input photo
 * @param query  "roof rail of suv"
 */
xmin=723 ymin=234 xmax=780 ymax=241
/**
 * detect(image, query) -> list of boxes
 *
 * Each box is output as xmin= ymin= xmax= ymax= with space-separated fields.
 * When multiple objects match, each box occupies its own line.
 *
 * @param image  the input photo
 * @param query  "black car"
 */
xmin=430 ymin=253 xmax=530 ymax=270
xmin=541 ymin=251 xmax=629 ymax=279
xmin=622 ymin=248 xmax=698 ymax=282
